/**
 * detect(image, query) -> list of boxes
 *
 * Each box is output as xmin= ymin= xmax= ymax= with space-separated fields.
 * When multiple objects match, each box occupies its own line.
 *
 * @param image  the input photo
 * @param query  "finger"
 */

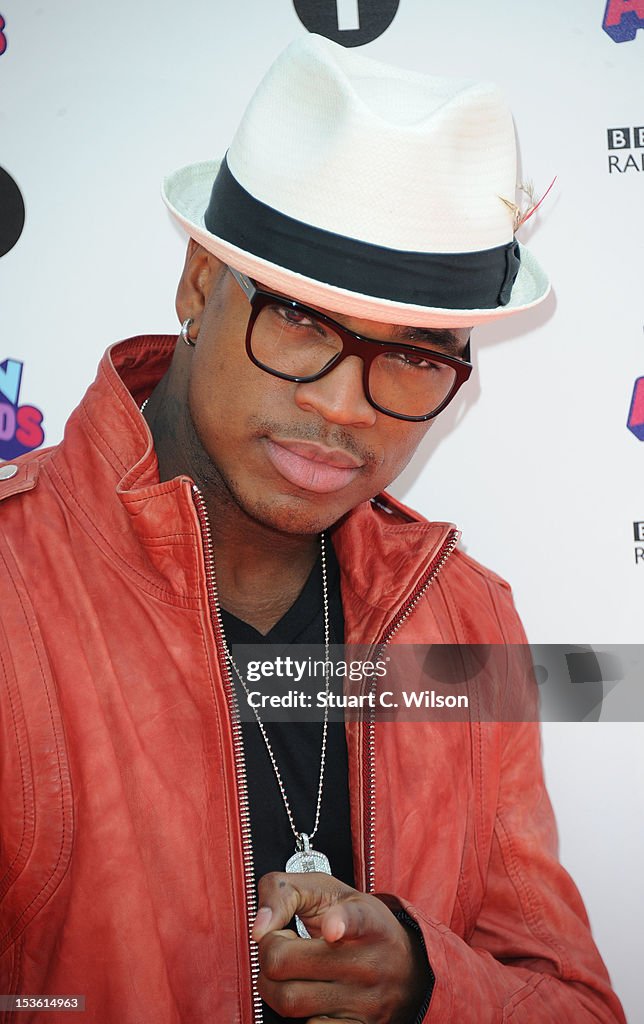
xmin=259 ymin=932 xmax=338 ymax=983
xmin=318 ymin=896 xmax=383 ymax=944
xmin=306 ymin=1019 xmax=361 ymax=1024
xmin=258 ymin=930 xmax=382 ymax=989
xmin=257 ymin=927 xmax=381 ymax=987
xmin=320 ymin=906 xmax=347 ymax=944
xmin=258 ymin=977 xmax=342 ymax=1020
xmin=252 ymin=906 xmax=273 ymax=940
xmin=254 ymin=872 xmax=353 ymax=940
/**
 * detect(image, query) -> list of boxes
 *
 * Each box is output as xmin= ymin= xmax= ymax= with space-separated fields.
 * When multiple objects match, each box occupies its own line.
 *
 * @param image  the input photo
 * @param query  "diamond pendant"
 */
xmin=285 ymin=833 xmax=332 ymax=939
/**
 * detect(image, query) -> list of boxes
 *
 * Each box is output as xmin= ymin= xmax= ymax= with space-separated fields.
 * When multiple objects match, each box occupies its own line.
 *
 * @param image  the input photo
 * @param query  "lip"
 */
xmin=264 ymin=438 xmax=364 ymax=494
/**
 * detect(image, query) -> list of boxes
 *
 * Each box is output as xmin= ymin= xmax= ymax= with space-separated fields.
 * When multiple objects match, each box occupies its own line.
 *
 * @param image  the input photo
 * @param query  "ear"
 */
xmin=175 ymin=241 xmax=225 ymax=332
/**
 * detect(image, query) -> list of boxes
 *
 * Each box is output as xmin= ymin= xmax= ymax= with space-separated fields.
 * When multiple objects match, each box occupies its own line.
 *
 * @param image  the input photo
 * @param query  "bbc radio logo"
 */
xmin=603 ymin=0 xmax=644 ymax=41
xmin=633 ymin=522 xmax=644 ymax=565
xmin=607 ymin=126 xmax=644 ymax=173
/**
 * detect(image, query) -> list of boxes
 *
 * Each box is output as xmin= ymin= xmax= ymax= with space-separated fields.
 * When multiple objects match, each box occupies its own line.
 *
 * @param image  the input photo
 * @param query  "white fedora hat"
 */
xmin=162 ymin=34 xmax=550 ymax=329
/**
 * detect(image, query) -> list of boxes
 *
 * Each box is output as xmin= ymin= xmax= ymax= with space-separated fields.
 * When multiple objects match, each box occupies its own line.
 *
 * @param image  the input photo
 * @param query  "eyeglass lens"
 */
xmin=250 ymin=301 xmax=458 ymax=419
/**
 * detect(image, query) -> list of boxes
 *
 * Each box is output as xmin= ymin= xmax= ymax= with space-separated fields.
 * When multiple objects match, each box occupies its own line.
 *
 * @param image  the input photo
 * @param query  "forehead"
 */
xmin=253 ymin=276 xmax=471 ymax=355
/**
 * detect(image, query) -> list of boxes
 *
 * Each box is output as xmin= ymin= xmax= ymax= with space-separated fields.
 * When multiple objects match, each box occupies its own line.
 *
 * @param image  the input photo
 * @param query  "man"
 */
xmin=0 ymin=34 xmax=625 ymax=1024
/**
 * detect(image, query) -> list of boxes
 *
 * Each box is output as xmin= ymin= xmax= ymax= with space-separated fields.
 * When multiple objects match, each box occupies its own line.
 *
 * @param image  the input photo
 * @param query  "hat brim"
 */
xmin=162 ymin=160 xmax=550 ymax=329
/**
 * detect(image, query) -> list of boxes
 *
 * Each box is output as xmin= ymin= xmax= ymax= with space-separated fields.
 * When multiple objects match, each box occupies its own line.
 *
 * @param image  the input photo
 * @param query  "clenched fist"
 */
xmin=252 ymin=871 xmax=432 ymax=1023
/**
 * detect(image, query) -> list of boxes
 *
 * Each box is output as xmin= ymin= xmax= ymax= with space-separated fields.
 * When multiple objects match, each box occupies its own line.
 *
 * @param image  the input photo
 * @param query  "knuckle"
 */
xmin=354 ymin=901 xmax=368 ymax=932
xmin=274 ymin=984 xmax=300 ymax=1017
xmin=258 ymin=939 xmax=286 ymax=980
xmin=257 ymin=870 xmax=286 ymax=899
xmin=361 ymin=951 xmax=382 ymax=986
xmin=331 ymin=883 xmax=352 ymax=907
xmin=261 ymin=980 xmax=300 ymax=1017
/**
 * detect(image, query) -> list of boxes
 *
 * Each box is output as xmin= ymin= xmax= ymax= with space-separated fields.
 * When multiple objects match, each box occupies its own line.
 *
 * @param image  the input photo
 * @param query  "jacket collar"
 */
xmin=49 ymin=337 xmax=456 ymax=631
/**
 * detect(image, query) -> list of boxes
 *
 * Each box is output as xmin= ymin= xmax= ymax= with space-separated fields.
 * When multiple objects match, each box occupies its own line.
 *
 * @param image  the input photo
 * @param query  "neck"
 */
xmin=144 ymin=376 xmax=321 ymax=634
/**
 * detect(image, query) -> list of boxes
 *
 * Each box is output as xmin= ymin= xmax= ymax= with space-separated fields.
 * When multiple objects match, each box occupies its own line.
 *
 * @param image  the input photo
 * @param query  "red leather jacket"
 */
xmin=0 ymin=338 xmax=625 ymax=1023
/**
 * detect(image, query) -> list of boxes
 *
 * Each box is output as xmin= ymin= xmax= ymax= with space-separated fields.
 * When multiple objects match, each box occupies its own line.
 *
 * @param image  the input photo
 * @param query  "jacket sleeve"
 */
xmin=397 ymin=715 xmax=626 ymax=1023
xmin=0 ymin=519 xmax=74 ymax=978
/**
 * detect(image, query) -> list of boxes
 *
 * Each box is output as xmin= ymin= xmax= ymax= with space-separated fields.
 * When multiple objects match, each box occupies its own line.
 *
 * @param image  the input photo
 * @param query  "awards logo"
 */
xmin=603 ymin=0 xmax=644 ymax=42
xmin=0 ymin=360 xmax=44 ymax=461
xmin=628 ymin=376 xmax=644 ymax=440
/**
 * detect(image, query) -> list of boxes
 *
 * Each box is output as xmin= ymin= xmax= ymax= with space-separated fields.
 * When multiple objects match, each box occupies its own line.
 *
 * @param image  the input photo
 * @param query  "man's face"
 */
xmin=187 ymin=261 xmax=470 ymax=535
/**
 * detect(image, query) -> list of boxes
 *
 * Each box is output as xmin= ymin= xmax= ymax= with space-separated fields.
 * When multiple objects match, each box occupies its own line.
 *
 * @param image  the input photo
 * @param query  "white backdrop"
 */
xmin=1 ymin=2 xmax=642 ymax=1020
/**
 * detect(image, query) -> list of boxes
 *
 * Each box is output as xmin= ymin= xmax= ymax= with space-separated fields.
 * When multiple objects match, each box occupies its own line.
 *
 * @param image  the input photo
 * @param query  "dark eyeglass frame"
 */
xmin=229 ymin=266 xmax=473 ymax=422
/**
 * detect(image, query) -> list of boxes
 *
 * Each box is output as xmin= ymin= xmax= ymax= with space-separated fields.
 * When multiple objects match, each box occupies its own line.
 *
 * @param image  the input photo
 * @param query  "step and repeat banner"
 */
xmin=1 ymin=1 xmax=642 ymax=1020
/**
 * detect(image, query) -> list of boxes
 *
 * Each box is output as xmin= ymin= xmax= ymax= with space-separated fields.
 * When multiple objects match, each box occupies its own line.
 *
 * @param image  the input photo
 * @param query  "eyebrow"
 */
xmin=390 ymin=326 xmax=467 ymax=357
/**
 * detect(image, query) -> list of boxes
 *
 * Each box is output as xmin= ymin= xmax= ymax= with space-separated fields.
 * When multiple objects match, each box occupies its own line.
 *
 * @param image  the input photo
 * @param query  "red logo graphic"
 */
xmin=627 ymin=377 xmax=644 ymax=440
xmin=603 ymin=0 xmax=644 ymax=41
xmin=0 ymin=14 xmax=7 ymax=56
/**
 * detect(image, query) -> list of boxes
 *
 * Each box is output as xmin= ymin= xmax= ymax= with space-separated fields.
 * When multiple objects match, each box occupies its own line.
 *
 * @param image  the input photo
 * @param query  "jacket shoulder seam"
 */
xmin=43 ymin=459 xmax=201 ymax=607
xmin=452 ymin=548 xmax=512 ymax=591
xmin=0 ymin=456 xmax=46 ymax=504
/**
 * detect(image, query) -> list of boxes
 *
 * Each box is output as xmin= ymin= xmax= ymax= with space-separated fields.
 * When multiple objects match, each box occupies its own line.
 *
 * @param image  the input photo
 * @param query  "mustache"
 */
xmin=249 ymin=417 xmax=379 ymax=467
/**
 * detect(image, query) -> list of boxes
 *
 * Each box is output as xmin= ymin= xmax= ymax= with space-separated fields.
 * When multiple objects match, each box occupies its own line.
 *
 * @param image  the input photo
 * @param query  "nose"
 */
xmin=294 ymin=355 xmax=377 ymax=428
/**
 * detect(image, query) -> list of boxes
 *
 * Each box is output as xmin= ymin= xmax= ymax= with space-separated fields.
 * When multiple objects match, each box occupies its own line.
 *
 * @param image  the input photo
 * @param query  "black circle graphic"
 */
xmin=293 ymin=0 xmax=400 ymax=46
xmin=0 ymin=167 xmax=25 ymax=258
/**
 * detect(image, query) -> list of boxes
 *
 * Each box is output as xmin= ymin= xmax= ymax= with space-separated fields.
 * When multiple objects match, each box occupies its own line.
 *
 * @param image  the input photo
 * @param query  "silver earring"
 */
xmin=180 ymin=318 xmax=196 ymax=347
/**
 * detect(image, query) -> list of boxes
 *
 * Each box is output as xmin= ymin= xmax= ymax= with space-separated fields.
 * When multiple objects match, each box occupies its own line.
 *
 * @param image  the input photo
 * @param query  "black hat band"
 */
xmin=204 ymin=157 xmax=521 ymax=310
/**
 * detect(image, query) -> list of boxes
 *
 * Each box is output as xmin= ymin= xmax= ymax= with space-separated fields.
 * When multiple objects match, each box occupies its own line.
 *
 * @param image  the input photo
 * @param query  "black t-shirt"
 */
xmin=221 ymin=543 xmax=354 ymax=1024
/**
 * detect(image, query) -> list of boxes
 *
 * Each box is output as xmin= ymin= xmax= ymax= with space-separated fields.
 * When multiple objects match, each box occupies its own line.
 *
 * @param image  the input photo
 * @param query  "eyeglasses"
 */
xmin=229 ymin=267 xmax=472 ymax=422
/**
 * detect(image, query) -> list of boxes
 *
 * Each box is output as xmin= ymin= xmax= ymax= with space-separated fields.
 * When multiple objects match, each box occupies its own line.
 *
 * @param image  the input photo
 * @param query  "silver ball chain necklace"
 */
xmin=141 ymin=396 xmax=332 ymax=938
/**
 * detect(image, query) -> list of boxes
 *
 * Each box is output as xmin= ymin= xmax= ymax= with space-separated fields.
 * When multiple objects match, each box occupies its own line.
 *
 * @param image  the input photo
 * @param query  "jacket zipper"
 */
xmin=191 ymin=485 xmax=264 ymax=1024
xmin=193 ymin=482 xmax=457 ymax=1011
xmin=362 ymin=528 xmax=460 ymax=893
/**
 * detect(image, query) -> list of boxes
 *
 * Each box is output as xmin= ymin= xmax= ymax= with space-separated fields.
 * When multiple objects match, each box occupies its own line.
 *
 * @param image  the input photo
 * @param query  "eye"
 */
xmin=385 ymin=351 xmax=444 ymax=371
xmin=267 ymin=303 xmax=333 ymax=342
xmin=275 ymin=305 xmax=317 ymax=329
